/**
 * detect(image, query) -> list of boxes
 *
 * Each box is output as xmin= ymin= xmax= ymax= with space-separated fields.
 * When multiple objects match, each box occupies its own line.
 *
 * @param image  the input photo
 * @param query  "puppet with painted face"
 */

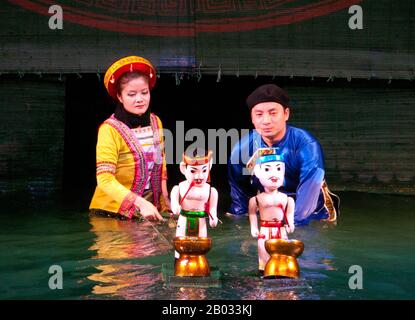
xmin=170 ymin=148 xmax=219 ymax=244
xmin=247 ymin=148 xmax=295 ymax=273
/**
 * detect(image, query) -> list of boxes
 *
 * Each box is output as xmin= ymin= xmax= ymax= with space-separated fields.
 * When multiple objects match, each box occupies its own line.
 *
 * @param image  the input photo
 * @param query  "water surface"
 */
xmin=1 ymin=192 xmax=414 ymax=300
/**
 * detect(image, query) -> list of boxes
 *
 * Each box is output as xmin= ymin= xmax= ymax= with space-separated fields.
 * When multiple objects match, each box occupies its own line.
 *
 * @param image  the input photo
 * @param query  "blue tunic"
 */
xmin=227 ymin=125 xmax=329 ymax=225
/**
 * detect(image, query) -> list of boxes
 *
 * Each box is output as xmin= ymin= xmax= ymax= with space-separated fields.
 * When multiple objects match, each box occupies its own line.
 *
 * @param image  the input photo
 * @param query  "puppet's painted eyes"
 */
xmin=265 ymin=168 xmax=270 ymax=172
xmin=277 ymin=167 xmax=281 ymax=171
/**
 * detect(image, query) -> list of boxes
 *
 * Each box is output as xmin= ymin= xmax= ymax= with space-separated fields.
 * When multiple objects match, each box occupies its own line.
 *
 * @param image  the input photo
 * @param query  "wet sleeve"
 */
xmin=95 ymin=124 xmax=137 ymax=217
xmin=294 ymin=140 xmax=325 ymax=223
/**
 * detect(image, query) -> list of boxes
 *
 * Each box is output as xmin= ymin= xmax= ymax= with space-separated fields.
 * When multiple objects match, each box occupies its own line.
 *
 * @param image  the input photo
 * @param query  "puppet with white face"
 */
xmin=247 ymin=148 xmax=295 ymax=273
xmin=170 ymin=148 xmax=219 ymax=247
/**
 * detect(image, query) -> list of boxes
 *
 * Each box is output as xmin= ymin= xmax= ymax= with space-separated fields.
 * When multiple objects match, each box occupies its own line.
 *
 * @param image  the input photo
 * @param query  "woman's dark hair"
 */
xmin=116 ymin=71 xmax=150 ymax=95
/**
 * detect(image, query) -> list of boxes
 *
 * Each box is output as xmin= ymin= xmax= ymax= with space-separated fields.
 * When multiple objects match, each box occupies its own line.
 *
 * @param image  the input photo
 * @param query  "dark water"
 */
xmin=1 ymin=192 xmax=414 ymax=300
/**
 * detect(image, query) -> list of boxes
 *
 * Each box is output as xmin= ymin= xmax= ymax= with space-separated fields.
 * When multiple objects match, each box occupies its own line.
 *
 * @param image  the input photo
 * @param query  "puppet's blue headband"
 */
xmin=247 ymin=148 xmax=284 ymax=171
xmin=257 ymin=153 xmax=284 ymax=165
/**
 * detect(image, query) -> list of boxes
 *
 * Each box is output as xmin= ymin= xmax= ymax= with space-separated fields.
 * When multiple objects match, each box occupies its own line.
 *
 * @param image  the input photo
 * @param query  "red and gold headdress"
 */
xmin=104 ymin=56 xmax=156 ymax=100
xmin=183 ymin=150 xmax=213 ymax=166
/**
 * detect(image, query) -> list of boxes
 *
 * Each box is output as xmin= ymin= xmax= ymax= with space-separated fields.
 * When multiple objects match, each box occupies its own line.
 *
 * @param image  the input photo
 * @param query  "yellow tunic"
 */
xmin=89 ymin=113 xmax=167 ymax=218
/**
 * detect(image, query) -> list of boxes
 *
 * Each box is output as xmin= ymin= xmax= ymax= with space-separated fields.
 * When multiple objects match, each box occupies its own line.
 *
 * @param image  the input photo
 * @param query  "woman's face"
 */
xmin=117 ymin=76 xmax=150 ymax=115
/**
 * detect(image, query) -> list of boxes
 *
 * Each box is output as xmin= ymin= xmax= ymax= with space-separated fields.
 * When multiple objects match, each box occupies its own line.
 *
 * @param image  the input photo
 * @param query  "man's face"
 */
xmin=254 ymin=161 xmax=285 ymax=190
xmin=182 ymin=163 xmax=210 ymax=187
xmin=251 ymin=102 xmax=289 ymax=141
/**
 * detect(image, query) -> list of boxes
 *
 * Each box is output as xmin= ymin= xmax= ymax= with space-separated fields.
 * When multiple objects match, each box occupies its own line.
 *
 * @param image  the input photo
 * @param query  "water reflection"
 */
xmin=86 ymin=209 xmax=341 ymax=299
xmin=87 ymin=215 xmax=171 ymax=298
xmin=2 ymin=193 xmax=414 ymax=299
xmin=230 ymin=219 xmax=337 ymax=300
xmin=295 ymin=222 xmax=337 ymax=271
xmin=242 ymin=287 xmax=300 ymax=300
xmin=174 ymin=287 xmax=207 ymax=300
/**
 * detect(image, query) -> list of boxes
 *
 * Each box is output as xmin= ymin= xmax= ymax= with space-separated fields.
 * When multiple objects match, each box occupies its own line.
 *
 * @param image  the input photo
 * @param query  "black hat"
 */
xmin=247 ymin=84 xmax=290 ymax=110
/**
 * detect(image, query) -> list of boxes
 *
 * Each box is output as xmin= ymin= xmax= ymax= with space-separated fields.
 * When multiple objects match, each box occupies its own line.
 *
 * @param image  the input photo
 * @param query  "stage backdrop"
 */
xmin=0 ymin=1 xmax=414 ymax=198
xmin=1 ymin=0 xmax=414 ymax=79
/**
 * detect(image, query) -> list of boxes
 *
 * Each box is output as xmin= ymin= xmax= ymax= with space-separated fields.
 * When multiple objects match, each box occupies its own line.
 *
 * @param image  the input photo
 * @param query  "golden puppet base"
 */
xmin=173 ymin=236 xmax=212 ymax=277
xmin=264 ymin=239 xmax=304 ymax=279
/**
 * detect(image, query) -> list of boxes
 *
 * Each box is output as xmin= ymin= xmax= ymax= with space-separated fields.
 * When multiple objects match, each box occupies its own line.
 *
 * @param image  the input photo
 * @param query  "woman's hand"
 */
xmin=134 ymin=197 xmax=164 ymax=221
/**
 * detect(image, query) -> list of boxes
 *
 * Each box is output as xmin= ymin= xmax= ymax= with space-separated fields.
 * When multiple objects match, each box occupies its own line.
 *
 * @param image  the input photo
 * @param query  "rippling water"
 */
xmin=1 ymin=192 xmax=414 ymax=300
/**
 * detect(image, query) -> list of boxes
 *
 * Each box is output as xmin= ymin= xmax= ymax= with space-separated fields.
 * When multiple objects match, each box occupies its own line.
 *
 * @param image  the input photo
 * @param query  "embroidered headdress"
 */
xmin=104 ymin=55 xmax=156 ymax=100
